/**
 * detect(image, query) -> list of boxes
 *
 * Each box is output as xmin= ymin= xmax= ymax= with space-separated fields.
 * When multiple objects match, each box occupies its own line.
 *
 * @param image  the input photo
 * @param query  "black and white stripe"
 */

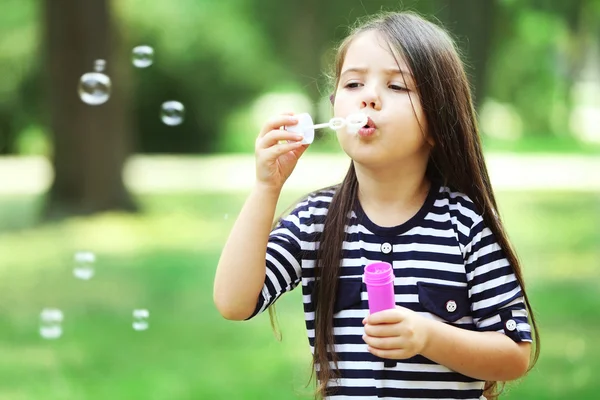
xmin=248 ymin=183 xmax=532 ymax=399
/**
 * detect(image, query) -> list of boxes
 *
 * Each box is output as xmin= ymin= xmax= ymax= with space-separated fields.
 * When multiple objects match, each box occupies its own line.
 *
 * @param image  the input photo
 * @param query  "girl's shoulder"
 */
xmin=287 ymin=185 xmax=337 ymax=215
xmin=436 ymin=184 xmax=482 ymax=223
xmin=275 ymin=185 xmax=338 ymax=230
xmin=434 ymin=185 xmax=488 ymax=252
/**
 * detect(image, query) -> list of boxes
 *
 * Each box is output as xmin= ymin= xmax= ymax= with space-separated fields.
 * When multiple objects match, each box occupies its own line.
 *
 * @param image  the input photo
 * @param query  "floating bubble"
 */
xmin=224 ymin=214 xmax=229 ymax=220
xmin=78 ymin=59 xmax=111 ymax=105
xmin=132 ymin=45 xmax=154 ymax=68
xmin=73 ymin=251 xmax=96 ymax=280
xmin=160 ymin=101 xmax=185 ymax=126
xmin=132 ymin=309 xmax=149 ymax=331
xmin=40 ymin=308 xmax=63 ymax=340
xmin=94 ymin=59 xmax=106 ymax=72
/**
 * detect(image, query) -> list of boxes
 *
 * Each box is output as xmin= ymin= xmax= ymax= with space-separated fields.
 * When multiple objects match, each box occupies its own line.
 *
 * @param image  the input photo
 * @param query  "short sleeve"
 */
xmin=245 ymin=205 xmax=305 ymax=320
xmin=465 ymin=215 xmax=532 ymax=342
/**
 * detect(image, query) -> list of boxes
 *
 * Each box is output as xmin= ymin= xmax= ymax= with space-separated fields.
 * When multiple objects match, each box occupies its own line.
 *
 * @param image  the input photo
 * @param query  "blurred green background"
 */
xmin=0 ymin=0 xmax=599 ymax=399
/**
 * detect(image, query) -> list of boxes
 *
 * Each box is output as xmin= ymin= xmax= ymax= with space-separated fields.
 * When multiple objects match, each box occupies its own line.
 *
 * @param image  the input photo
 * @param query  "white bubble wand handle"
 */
xmin=308 ymin=117 xmax=348 ymax=131
xmin=311 ymin=122 xmax=333 ymax=130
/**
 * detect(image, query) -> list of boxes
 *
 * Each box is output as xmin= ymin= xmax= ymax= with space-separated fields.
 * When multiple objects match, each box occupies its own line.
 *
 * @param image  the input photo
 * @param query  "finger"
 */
xmin=290 ymin=143 xmax=309 ymax=158
xmin=364 ymin=323 xmax=397 ymax=338
xmin=363 ymin=308 xmax=403 ymax=325
xmin=367 ymin=346 xmax=409 ymax=360
xmin=258 ymin=129 xmax=304 ymax=149
xmin=363 ymin=335 xmax=397 ymax=350
xmin=262 ymin=141 xmax=304 ymax=161
xmin=259 ymin=115 xmax=299 ymax=138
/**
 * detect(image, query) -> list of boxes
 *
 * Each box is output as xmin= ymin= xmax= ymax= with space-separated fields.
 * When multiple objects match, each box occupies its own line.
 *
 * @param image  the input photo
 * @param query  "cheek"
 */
xmin=410 ymin=95 xmax=426 ymax=124
xmin=332 ymin=88 xmax=353 ymax=114
xmin=332 ymin=94 xmax=344 ymax=115
xmin=415 ymin=105 xmax=427 ymax=128
xmin=335 ymin=128 xmax=352 ymax=148
xmin=415 ymin=107 xmax=430 ymax=140
xmin=333 ymin=102 xmax=341 ymax=116
xmin=403 ymin=95 xmax=427 ymax=131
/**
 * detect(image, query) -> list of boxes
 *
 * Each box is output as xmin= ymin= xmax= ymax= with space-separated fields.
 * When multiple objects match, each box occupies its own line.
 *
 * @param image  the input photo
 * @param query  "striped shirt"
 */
xmin=248 ymin=182 xmax=532 ymax=399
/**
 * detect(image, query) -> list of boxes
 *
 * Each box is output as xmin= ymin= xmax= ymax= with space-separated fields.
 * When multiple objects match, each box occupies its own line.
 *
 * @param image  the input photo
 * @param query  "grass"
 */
xmin=0 ymin=189 xmax=598 ymax=399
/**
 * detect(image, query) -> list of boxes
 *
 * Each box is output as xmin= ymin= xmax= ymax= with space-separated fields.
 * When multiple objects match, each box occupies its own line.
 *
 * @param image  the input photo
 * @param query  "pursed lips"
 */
xmin=364 ymin=116 xmax=377 ymax=129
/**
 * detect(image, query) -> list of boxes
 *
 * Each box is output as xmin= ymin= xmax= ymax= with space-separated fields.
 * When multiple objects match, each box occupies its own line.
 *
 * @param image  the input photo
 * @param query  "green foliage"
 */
xmin=0 ymin=0 xmax=598 ymax=154
xmin=488 ymin=8 xmax=571 ymax=136
xmin=0 ymin=0 xmax=40 ymax=154
xmin=115 ymin=0 xmax=288 ymax=153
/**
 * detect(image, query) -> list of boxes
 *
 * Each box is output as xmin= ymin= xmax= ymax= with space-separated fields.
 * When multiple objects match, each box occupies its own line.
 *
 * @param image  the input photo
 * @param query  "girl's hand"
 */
xmin=362 ymin=306 xmax=432 ymax=360
xmin=254 ymin=113 xmax=308 ymax=191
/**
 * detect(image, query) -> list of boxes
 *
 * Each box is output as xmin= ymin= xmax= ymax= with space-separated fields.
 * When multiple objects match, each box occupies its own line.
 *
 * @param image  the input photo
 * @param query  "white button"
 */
xmin=381 ymin=243 xmax=392 ymax=254
xmin=445 ymin=300 xmax=457 ymax=313
xmin=505 ymin=319 xmax=517 ymax=331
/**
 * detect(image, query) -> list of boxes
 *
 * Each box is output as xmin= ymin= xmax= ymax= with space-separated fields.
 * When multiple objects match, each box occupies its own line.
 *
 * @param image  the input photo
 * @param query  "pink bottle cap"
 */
xmin=363 ymin=261 xmax=394 ymax=285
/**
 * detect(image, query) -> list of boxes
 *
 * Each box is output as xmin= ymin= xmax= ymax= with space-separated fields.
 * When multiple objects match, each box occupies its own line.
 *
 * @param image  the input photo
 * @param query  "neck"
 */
xmin=355 ymin=160 xmax=431 ymax=214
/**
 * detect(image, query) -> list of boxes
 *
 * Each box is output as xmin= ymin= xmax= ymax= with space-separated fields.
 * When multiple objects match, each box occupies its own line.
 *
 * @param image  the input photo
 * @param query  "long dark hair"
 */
xmin=272 ymin=11 xmax=540 ymax=399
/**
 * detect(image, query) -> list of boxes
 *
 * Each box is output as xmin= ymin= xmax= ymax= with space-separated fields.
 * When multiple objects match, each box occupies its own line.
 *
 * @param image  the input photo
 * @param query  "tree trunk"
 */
xmin=287 ymin=0 xmax=324 ymax=107
xmin=438 ymin=0 xmax=498 ymax=111
xmin=43 ymin=0 xmax=137 ymax=219
xmin=559 ymin=0 xmax=588 ymax=136
xmin=0 ymin=110 xmax=13 ymax=155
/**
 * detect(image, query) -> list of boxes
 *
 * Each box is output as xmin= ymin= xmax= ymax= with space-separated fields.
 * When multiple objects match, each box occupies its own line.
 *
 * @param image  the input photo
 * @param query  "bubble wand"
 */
xmin=285 ymin=112 xmax=369 ymax=144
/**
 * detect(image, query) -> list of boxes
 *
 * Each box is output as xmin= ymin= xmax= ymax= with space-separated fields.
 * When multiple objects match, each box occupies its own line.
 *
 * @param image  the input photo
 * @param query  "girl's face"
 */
xmin=333 ymin=30 xmax=433 ymax=170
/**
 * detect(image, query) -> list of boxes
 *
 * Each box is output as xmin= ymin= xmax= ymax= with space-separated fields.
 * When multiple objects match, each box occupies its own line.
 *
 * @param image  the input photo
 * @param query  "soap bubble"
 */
xmin=73 ymin=251 xmax=96 ymax=280
xmin=132 ymin=309 xmax=149 ymax=331
xmin=132 ymin=45 xmax=154 ymax=68
xmin=346 ymin=112 xmax=368 ymax=134
xmin=78 ymin=59 xmax=111 ymax=105
xmin=94 ymin=59 xmax=106 ymax=72
xmin=160 ymin=101 xmax=185 ymax=126
xmin=39 ymin=308 xmax=63 ymax=340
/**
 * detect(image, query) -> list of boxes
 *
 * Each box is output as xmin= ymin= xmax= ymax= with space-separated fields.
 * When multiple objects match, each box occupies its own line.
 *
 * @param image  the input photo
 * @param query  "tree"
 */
xmin=437 ymin=0 xmax=499 ymax=110
xmin=43 ymin=0 xmax=137 ymax=219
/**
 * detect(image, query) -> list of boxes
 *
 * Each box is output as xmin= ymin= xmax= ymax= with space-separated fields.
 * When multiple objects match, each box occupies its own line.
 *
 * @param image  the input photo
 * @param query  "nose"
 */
xmin=360 ymin=85 xmax=381 ymax=111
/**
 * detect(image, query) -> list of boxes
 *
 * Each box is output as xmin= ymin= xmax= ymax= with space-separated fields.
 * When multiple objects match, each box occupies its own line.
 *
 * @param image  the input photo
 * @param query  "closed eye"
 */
xmin=344 ymin=82 xmax=362 ymax=89
xmin=389 ymin=84 xmax=408 ymax=92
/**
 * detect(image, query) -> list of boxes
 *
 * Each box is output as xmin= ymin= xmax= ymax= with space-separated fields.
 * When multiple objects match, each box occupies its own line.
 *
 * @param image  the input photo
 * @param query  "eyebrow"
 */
xmin=340 ymin=66 xmax=413 ymax=78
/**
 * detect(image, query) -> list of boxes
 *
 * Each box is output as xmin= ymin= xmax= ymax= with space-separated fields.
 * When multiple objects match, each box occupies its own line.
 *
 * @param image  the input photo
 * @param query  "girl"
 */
xmin=214 ymin=11 xmax=539 ymax=400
